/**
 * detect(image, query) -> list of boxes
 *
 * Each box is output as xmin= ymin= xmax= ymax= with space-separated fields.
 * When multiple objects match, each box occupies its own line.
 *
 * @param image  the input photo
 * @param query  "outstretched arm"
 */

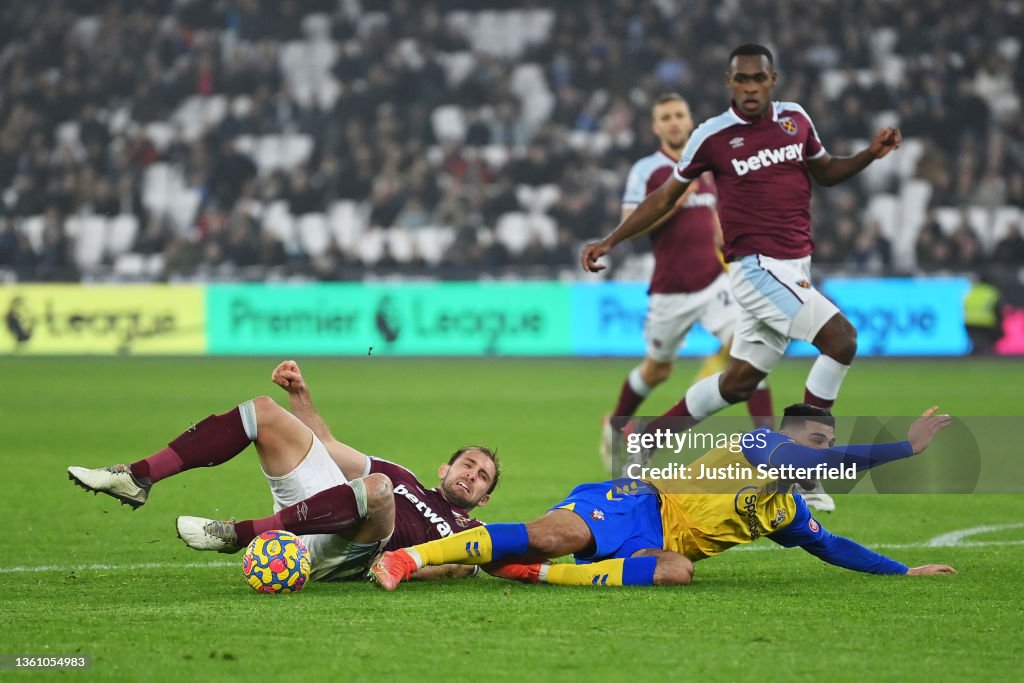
xmin=798 ymin=531 xmax=954 ymax=576
xmin=806 ymin=127 xmax=901 ymax=187
xmin=750 ymin=407 xmax=952 ymax=472
xmin=271 ymin=360 xmax=369 ymax=480
xmin=581 ymin=176 xmax=689 ymax=272
xmin=769 ymin=505 xmax=955 ymax=576
xmin=796 ymin=531 xmax=908 ymax=574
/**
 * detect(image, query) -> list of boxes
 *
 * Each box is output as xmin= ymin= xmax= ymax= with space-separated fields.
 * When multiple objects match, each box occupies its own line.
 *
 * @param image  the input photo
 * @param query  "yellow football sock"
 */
xmin=541 ymin=556 xmax=659 ymax=586
xmin=408 ymin=526 xmax=495 ymax=567
xmin=543 ymin=560 xmax=624 ymax=586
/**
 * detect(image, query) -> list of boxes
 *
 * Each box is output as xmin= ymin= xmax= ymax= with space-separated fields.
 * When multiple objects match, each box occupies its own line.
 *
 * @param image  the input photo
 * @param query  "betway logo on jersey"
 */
xmin=731 ymin=142 xmax=804 ymax=176
xmin=394 ymin=483 xmax=453 ymax=536
xmin=683 ymin=192 xmax=716 ymax=208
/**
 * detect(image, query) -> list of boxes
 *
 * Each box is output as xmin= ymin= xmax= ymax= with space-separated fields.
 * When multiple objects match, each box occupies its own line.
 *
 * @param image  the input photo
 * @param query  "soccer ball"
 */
xmin=242 ymin=530 xmax=311 ymax=594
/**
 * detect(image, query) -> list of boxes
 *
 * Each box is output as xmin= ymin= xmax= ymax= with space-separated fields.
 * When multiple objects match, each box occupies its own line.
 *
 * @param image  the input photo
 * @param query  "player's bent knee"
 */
xmin=362 ymin=473 xmax=393 ymax=513
xmin=816 ymin=316 xmax=858 ymax=363
xmin=841 ymin=326 xmax=858 ymax=361
xmin=252 ymin=395 xmax=285 ymax=423
xmin=643 ymin=360 xmax=673 ymax=385
xmin=653 ymin=555 xmax=693 ymax=586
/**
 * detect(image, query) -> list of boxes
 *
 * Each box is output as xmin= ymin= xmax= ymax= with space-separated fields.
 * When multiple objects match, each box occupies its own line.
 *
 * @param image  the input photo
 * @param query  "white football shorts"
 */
xmin=645 ymin=272 xmax=737 ymax=363
xmin=263 ymin=433 xmax=387 ymax=582
xmin=727 ymin=254 xmax=839 ymax=372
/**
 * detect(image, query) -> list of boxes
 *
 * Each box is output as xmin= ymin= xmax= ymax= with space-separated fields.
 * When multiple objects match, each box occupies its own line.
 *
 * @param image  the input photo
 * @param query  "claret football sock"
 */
xmin=643 ymin=372 xmax=729 ymax=436
xmin=234 ymin=479 xmax=369 ymax=545
xmin=539 ymin=557 xmax=657 ymax=586
xmin=130 ymin=402 xmax=257 ymax=483
xmin=406 ymin=523 xmax=530 ymax=568
xmin=612 ymin=367 xmax=653 ymax=417
xmin=803 ymin=388 xmax=835 ymax=410
xmin=746 ymin=381 xmax=775 ymax=428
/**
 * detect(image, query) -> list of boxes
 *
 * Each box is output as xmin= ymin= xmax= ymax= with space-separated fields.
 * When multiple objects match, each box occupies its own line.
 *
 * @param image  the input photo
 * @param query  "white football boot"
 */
xmin=68 ymin=464 xmax=151 ymax=509
xmin=176 ymin=516 xmax=242 ymax=553
xmin=619 ymin=419 xmax=652 ymax=478
xmin=600 ymin=415 xmax=615 ymax=473
xmin=796 ymin=480 xmax=836 ymax=513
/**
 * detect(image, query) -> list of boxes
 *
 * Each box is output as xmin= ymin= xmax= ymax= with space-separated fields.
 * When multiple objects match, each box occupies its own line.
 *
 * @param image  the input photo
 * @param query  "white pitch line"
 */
xmin=2 ymin=526 xmax=1023 ymax=574
xmin=729 ymin=522 xmax=1024 ymax=553
xmin=0 ymin=560 xmax=236 ymax=574
xmin=924 ymin=522 xmax=1024 ymax=547
xmin=736 ymin=538 xmax=1024 ymax=552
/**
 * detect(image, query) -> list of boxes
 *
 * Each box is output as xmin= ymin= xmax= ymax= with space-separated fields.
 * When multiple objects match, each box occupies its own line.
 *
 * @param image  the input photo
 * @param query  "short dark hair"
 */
xmin=448 ymin=445 xmax=501 ymax=494
xmin=729 ymin=43 xmax=775 ymax=68
xmin=779 ymin=404 xmax=835 ymax=431
xmin=654 ymin=92 xmax=686 ymax=107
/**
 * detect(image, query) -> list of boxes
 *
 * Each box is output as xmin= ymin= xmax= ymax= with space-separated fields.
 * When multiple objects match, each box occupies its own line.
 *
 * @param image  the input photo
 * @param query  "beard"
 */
xmin=441 ymin=478 xmax=476 ymax=508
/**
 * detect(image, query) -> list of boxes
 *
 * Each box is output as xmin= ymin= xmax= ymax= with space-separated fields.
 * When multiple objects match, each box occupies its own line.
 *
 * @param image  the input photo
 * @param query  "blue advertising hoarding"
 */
xmin=571 ymin=277 xmax=971 ymax=357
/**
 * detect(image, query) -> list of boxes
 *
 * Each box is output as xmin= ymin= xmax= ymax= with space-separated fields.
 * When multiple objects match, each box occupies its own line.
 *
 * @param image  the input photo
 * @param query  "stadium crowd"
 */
xmin=0 ymin=0 xmax=1021 ymax=283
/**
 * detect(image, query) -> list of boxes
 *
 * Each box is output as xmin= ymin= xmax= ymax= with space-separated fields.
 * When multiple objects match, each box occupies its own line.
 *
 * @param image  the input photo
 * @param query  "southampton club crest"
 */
xmin=778 ymin=116 xmax=798 ymax=136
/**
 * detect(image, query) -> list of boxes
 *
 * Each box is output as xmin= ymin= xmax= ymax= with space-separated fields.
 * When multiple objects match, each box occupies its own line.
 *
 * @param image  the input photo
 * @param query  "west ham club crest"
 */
xmin=778 ymin=116 xmax=798 ymax=136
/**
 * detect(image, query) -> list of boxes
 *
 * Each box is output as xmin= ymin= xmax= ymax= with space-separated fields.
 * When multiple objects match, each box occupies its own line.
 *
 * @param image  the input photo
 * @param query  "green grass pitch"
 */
xmin=2 ymin=356 xmax=1023 ymax=681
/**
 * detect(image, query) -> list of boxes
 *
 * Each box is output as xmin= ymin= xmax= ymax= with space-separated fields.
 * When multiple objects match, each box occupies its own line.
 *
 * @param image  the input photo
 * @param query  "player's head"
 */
xmin=779 ymin=404 xmax=836 ymax=449
xmin=726 ymin=43 xmax=777 ymax=118
xmin=437 ymin=445 xmax=501 ymax=509
xmin=651 ymin=93 xmax=693 ymax=152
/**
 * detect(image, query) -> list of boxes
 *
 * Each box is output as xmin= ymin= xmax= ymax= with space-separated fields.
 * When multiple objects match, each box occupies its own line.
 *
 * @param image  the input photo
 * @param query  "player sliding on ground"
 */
xmin=68 ymin=360 xmax=501 ymax=583
xmin=371 ymin=405 xmax=957 ymax=589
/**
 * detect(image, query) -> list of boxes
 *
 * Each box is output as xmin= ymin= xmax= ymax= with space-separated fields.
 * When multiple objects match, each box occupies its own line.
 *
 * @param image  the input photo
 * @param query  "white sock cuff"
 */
xmin=756 ymin=379 xmax=769 ymax=390
xmin=349 ymin=477 xmax=369 ymax=518
xmin=537 ymin=562 xmax=553 ymax=583
xmin=238 ymin=400 xmax=258 ymax=441
xmin=685 ymin=373 xmax=730 ymax=419
xmin=805 ymin=356 xmax=850 ymax=402
xmin=628 ymin=367 xmax=653 ymax=397
xmin=406 ymin=547 xmax=425 ymax=570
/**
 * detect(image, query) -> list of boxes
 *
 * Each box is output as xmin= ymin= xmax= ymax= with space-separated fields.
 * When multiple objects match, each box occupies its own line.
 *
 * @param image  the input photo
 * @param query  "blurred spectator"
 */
xmin=208 ymin=139 xmax=257 ymax=210
xmin=0 ymin=0 xmax=1019 ymax=283
xmin=136 ymin=217 xmax=173 ymax=255
xmin=285 ymin=168 xmax=324 ymax=216
xmin=915 ymin=214 xmax=953 ymax=272
xmin=852 ymin=220 xmax=892 ymax=272
xmin=950 ymin=216 xmax=985 ymax=269
xmin=993 ymin=222 xmax=1024 ymax=266
xmin=394 ymin=197 xmax=431 ymax=231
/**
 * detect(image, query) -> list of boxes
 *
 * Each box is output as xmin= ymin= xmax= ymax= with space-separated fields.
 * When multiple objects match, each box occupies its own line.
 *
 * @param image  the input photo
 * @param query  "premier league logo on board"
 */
xmin=778 ymin=116 xmax=798 ymax=136
xmin=374 ymin=295 xmax=401 ymax=344
xmin=4 ymin=295 xmax=35 ymax=347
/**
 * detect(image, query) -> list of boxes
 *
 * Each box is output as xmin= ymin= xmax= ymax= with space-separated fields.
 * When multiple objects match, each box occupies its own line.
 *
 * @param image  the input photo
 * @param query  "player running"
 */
xmin=370 ymin=404 xmax=956 ymax=589
xmin=68 ymin=360 xmax=500 ymax=582
xmin=602 ymin=93 xmax=773 ymax=468
xmin=582 ymin=44 xmax=903 ymax=509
